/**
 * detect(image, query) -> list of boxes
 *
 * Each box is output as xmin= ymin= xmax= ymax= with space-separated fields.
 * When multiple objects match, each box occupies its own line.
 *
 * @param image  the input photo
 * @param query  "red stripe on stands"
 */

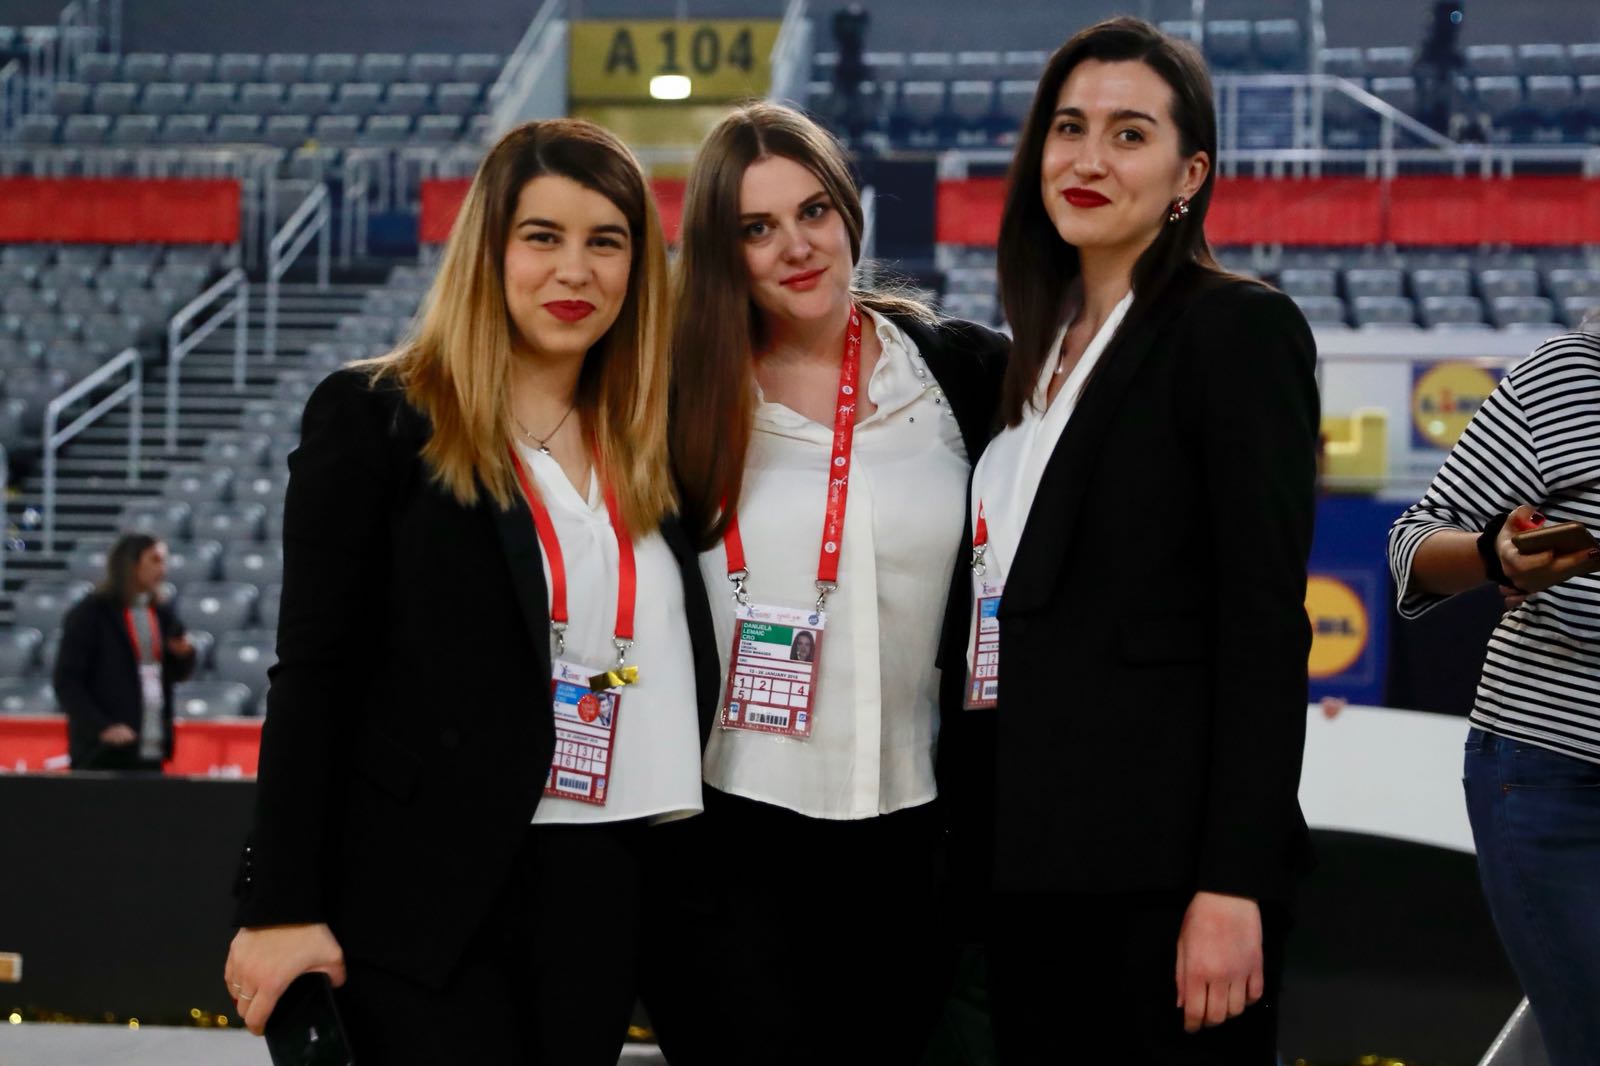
xmin=0 ymin=178 xmax=240 ymax=243
xmin=420 ymin=177 xmax=688 ymax=245
xmin=0 ymin=716 xmax=262 ymax=776
xmin=936 ymin=175 xmax=1600 ymax=248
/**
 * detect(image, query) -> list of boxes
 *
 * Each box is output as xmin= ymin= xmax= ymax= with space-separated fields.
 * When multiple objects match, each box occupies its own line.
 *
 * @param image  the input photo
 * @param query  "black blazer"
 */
xmin=885 ymin=309 xmax=1010 ymax=461
xmin=232 ymin=368 xmax=722 ymax=988
xmin=936 ymin=270 xmax=1319 ymax=905
xmin=54 ymin=593 xmax=196 ymax=767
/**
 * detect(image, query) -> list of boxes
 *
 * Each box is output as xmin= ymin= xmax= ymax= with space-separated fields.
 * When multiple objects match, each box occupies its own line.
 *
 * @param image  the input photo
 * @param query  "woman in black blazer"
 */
xmin=54 ymin=533 xmax=196 ymax=770
xmin=222 ymin=119 xmax=719 ymax=1065
xmin=936 ymin=19 xmax=1318 ymax=1064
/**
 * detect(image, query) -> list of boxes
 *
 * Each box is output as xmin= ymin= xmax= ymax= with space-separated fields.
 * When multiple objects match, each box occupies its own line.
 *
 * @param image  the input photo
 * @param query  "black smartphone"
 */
xmin=264 ymin=972 xmax=355 ymax=1066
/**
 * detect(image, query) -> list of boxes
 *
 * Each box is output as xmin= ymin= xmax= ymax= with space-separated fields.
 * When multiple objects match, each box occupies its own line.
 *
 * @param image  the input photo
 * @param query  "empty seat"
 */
xmin=1479 ymin=268 xmax=1540 ymax=300
xmin=455 ymin=53 xmax=502 ymax=83
xmin=408 ymin=53 xmax=455 ymax=84
xmin=311 ymin=52 xmax=358 ymax=83
xmin=413 ymin=114 xmax=464 ymax=143
xmin=61 ymin=114 xmax=110 ymax=144
xmin=1562 ymin=296 xmax=1600 ymax=327
xmin=50 ymin=82 xmax=90 ymax=115
xmin=76 ymin=53 xmax=119 ymax=83
xmin=82 ymin=312 xmax=140 ymax=351
xmin=259 ymin=583 xmax=282 ymax=631
xmin=162 ymin=114 xmax=211 ymax=143
xmin=91 ymin=82 xmax=138 ymax=115
xmin=1277 ymin=268 xmax=1337 ymax=298
xmin=1525 ymin=75 xmax=1576 ymax=113
xmin=119 ymin=287 xmax=179 ymax=323
xmin=0 ymin=680 xmax=58 ymax=716
xmin=1491 ymin=296 xmax=1557 ymax=328
xmin=1475 ymin=76 xmax=1524 ymax=122
xmin=1204 ymin=21 xmax=1253 ymax=70
xmin=193 ymin=501 xmax=266 ymax=542
xmin=264 ymin=53 xmax=310 ymax=84
xmin=1547 ymin=269 xmax=1600 ymax=300
xmin=120 ymin=52 xmax=168 ymax=83
xmin=381 ymin=82 xmax=431 ymax=116
xmin=217 ymin=53 xmax=263 ymax=82
xmin=1517 ymin=43 xmax=1569 ymax=76
xmin=121 ymin=499 xmax=192 ymax=540
xmin=173 ymin=680 xmax=252 ymax=719
xmin=362 ymin=114 xmax=411 ymax=145
xmin=183 ymin=582 xmax=260 ymax=631
xmin=1320 ymin=47 xmax=1365 ymax=80
xmin=190 ymin=82 xmax=237 ymax=115
xmin=1345 ymin=268 xmax=1404 ymax=299
xmin=13 ymin=580 xmax=93 ymax=634
xmin=165 ymin=539 xmax=225 ymax=585
xmin=1410 ymin=268 xmax=1472 ymax=298
xmin=214 ymin=631 xmax=276 ymax=707
xmin=1466 ymin=44 xmax=1516 ymax=77
xmin=18 ymin=114 xmax=58 ymax=144
xmin=430 ymin=82 xmax=478 ymax=117
xmin=165 ymin=463 xmax=234 ymax=504
xmin=152 ymin=263 xmax=210 ymax=296
xmin=141 ymin=82 xmax=189 ymax=115
xmin=287 ymin=82 xmax=333 ymax=116
xmin=1292 ymin=295 xmax=1346 ymax=326
xmin=0 ymin=627 xmax=44 ymax=676
xmin=1254 ymin=19 xmax=1302 ymax=70
xmin=331 ymin=82 xmax=381 ymax=115
xmin=263 ymin=114 xmax=310 ymax=149
xmin=206 ymin=430 xmax=272 ymax=470
xmin=358 ymin=53 xmax=405 ymax=82
xmin=170 ymin=53 xmax=216 ymax=82
xmin=1370 ymin=77 xmax=1417 ymax=115
xmin=1572 ymin=44 xmax=1600 ymax=77
xmin=111 ymin=114 xmax=159 ymax=146
xmin=222 ymin=545 xmax=284 ymax=584
xmin=239 ymin=82 xmax=286 ymax=115
xmin=1352 ymin=295 xmax=1417 ymax=328
xmin=1363 ymin=46 xmax=1415 ymax=79
xmin=312 ymin=114 xmax=359 ymax=146
xmin=1158 ymin=20 xmax=1200 ymax=44
xmin=1420 ymin=295 xmax=1485 ymax=327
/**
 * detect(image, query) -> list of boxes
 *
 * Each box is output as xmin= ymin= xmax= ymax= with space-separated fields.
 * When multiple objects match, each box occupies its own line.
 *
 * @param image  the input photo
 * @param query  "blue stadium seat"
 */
xmin=1474 ymin=76 xmax=1524 ymax=125
xmin=165 ymin=463 xmax=235 ymax=504
xmin=1478 ymin=268 xmax=1540 ymax=300
xmin=1410 ymin=268 xmax=1471 ymax=299
xmin=1547 ymin=268 xmax=1600 ymax=302
xmin=312 ymin=114 xmax=359 ymax=147
xmin=407 ymin=53 xmax=455 ymax=84
xmin=1158 ymin=21 xmax=1200 ymax=44
xmin=433 ymin=82 xmax=480 ymax=116
xmin=1204 ymin=21 xmax=1253 ymax=71
xmin=1363 ymin=47 xmax=1414 ymax=79
xmin=91 ymin=82 xmax=138 ymax=116
xmin=206 ymin=430 xmax=272 ymax=471
xmin=183 ymin=582 xmax=260 ymax=632
xmin=1465 ymin=44 xmax=1515 ymax=78
xmin=1525 ymin=75 xmax=1576 ymax=115
xmin=213 ymin=113 xmax=263 ymax=142
xmin=1345 ymin=268 xmax=1404 ymax=299
xmin=1320 ymin=48 xmax=1364 ymax=80
xmin=264 ymin=114 xmax=311 ymax=149
xmin=170 ymin=53 xmax=215 ymax=82
xmin=380 ymin=82 xmax=431 ymax=116
xmin=141 ymin=82 xmax=189 ymax=116
xmin=1370 ymin=77 xmax=1417 ymax=115
xmin=331 ymin=82 xmax=381 ymax=116
xmin=265 ymin=53 xmax=310 ymax=85
xmin=0 ymin=627 xmax=44 ymax=676
xmin=358 ymin=53 xmax=405 ymax=83
xmin=13 ymin=580 xmax=93 ymax=634
xmin=1516 ymin=43 xmax=1570 ymax=77
xmin=18 ymin=114 xmax=58 ymax=144
xmin=1352 ymin=295 xmax=1417 ymax=328
xmin=121 ymin=499 xmax=192 ymax=541
xmin=221 ymin=545 xmax=284 ymax=585
xmin=1491 ymin=296 xmax=1558 ymax=329
xmin=362 ymin=114 xmax=411 ymax=146
xmin=190 ymin=82 xmax=237 ymax=115
xmin=1278 ymin=269 xmax=1338 ymax=298
xmin=111 ymin=114 xmax=160 ymax=146
xmin=75 ymin=53 xmax=119 ymax=84
xmin=50 ymin=82 xmax=89 ymax=116
xmin=1562 ymin=296 xmax=1600 ymax=327
xmin=61 ymin=114 xmax=109 ymax=144
xmin=214 ymin=630 xmax=276 ymax=709
xmin=173 ymin=680 xmax=252 ymax=719
xmin=1572 ymin=44 xmax=1600 ymax=77
xmin=120 ymin=52 xmax=168 ymax=84
xmin=455 ymin=53 xmax=502 ymax=83
xmin=954 ymin=51 xmax=1003 ymax=81
xmin=0 ymin=680 xmax=58 ymax=716
xmin=192 ymin=501 xmax=266 ymax=542
xmin=1291 ymin=295 xmax=1347 ymax=327
xmin=1419 ymin=295 xmax=1485 ymax=328
xmin=217 ymin=53 xmax=263 ymax=83
xmin=287 ymin=82 xmax=333 ymax=116
xmin=1254 ymin=20 xmax=1302 ymax=71
xmin=239 ymin=82 xmax=287 ymax=116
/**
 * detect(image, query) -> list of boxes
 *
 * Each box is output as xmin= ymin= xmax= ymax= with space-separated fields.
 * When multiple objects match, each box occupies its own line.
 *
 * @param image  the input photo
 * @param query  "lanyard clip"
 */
xmin=613 ymin=637 xmax=633 ymax=668
xmin=728 ymin=567 xmax=750 ymax=607
xmin=970 ymin=543 xmax=987 ymax=577
xmin=814 ymin=580 xmax=836 ymax=613
xmin=550 ymin=621 xmax=567 ymax=658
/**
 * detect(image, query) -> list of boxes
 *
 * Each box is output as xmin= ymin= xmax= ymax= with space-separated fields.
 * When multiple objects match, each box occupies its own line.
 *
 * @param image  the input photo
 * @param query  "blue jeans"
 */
xmin=1463 ymin=728 xmax=1600 ymax=1066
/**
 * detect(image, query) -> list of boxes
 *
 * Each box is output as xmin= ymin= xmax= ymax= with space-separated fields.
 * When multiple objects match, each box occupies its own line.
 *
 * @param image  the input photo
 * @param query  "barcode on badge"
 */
xmin=745 ymin=708 xmax=790 ymax=728
xmin=558 ymin=773 xmax=591 ymax=794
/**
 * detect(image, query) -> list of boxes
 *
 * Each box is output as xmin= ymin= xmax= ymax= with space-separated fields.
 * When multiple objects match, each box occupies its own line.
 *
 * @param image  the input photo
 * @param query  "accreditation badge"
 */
xmin=964 ymin=579 xmax=1003 ymax=710
xmin=719 ymin=602 xmax=825 ymax=739
xmin=545 ymin=659 xmax=623 ymax=805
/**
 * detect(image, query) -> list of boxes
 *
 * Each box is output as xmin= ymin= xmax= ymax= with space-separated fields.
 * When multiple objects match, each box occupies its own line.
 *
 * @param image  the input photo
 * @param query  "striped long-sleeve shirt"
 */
xmin=1388 ymin=331 xmax=1600 ymax=764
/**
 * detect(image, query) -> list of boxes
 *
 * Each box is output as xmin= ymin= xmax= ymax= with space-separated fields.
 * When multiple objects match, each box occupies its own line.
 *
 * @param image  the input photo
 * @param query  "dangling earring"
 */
xmin=1167 ymin=197 xmax=1190 ymax=224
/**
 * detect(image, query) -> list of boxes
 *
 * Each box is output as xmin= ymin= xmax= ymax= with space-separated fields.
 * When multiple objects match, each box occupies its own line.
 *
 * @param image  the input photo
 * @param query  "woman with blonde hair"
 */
xmin=647 ymin=101 xmax=1008 ymax=1065
xmin=221 ymin=118 xmax=719 ymax=1064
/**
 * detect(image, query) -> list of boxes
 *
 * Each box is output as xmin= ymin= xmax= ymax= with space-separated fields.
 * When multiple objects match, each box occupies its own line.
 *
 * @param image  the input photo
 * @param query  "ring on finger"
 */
xmin=238 ymin=992 xmax=256 ymax=1001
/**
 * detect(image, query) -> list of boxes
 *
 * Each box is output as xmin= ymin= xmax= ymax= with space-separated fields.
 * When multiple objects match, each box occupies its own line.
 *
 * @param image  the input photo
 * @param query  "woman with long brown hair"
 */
xmin=221 ymin=118 xmax=719 ymax=1064
xmin=649 ymin=101 xmax=1008 ymax=1065
xmin=936 ymin=17 xmax=1319 ymax=1064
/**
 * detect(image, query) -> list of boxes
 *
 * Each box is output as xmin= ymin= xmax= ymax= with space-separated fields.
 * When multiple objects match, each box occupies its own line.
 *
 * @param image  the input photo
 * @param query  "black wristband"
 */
xmin=1477 ymin=512 xmax=1516 ymax=588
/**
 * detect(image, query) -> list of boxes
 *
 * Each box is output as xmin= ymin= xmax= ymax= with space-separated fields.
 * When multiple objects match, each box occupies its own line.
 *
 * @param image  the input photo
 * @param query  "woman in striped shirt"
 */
xmin=1388 ymin=325 xmax=1600 ymax=1066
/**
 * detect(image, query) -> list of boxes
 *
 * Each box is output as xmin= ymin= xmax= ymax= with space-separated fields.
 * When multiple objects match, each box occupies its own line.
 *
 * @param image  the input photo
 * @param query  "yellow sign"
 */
xmin=1411 ymin=362 xmax=1499 ymax=450
xmin=1305 ymin=575 xmax=1369 ymax=679
xmin=570 ymin=20 xmax=779 ymax=103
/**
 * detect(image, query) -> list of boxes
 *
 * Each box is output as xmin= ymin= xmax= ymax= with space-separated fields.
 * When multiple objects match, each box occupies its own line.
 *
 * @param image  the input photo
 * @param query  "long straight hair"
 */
xmin=366 ymin=119 xmax=675 ymax=537
xmin=671 ymin=101 xmax=932 ymax=548
xmin=99 ymin=533 xmax=160 ymax=606
xmin=997 ymin=16 xmax=1241 ymax=427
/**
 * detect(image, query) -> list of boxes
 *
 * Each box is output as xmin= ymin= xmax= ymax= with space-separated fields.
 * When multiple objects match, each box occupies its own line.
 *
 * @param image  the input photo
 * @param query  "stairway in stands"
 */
xmin=0 ymin=281 xmax=368 ymax=621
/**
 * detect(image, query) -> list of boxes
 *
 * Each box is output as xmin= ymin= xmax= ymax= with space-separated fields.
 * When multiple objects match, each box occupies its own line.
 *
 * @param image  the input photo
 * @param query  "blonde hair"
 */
xmin=366 ymin=119 xmax=675 ymax=537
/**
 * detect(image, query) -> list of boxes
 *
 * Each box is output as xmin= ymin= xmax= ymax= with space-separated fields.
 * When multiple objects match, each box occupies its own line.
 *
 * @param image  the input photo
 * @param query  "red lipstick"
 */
xmin=543 ymin=300 xmax=595 ymax=322
xmin=1062 ymin=188 xmax=1111 ymax=208
xmin=780 ymin=268 xmax=826 ymax=291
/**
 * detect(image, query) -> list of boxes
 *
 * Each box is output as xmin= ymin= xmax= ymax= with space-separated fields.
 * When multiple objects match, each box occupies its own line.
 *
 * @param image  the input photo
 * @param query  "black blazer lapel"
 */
xmin=1000 ymin=297 xmax=1187 ymax=618
xmin=490 ymin=491 xmax=554 ymax=678
xmin=662 ymin=515 xmax=723 ymax=747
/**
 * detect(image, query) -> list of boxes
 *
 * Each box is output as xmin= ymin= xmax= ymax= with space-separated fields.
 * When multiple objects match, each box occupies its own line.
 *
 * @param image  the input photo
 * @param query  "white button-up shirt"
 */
xmin=517 ymin=441 xmax=704 ymax=826
xmin=699 ymin=310 xmax=970 ymax=819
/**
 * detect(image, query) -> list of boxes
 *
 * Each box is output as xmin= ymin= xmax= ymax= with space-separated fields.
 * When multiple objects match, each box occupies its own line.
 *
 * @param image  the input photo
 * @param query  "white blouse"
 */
xmin=698 ymin=310 xmax=970 ymax=820
xmin=969 ymin=291 xmax=1133 ymax=581
xmin=517 ymin=441 xmax=703 ymax=826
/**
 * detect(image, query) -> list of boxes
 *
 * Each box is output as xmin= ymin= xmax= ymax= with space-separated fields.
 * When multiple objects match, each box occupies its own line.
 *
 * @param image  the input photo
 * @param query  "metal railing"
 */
xmin=340 ymin=172 xmax=371 ymax=269
xmin=264 ymin=182 xmax=330 ymax=360
xmin=860 ymin=184 xmax=877 ymax=266
xmin=0 ymin=61 xmax=20 ymax=142
xmin=42 ymin=346 xmax=142 ymax=553
xmin=488 ymin=0 xmax=567 ymax=136
xmin=768 ymin=0 xmax=812 ymax=107
xmin=0 ymin=444 xmax=8 ymax=592
xmin=167 ymin=268 xmax=248 ymax=452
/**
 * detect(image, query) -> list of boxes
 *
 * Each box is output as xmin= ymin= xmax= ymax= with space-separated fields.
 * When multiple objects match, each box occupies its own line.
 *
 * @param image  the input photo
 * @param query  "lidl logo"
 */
xmin=1305 ymin=575 xmax=1369 ymax=679
xmin=1411 ymin=362 xmax=1501 ymax=450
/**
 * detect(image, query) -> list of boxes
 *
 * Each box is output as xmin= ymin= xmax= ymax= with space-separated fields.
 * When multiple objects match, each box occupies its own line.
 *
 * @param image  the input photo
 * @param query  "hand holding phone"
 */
xmin=1497 ymin=510 xmax=1600 ymax=594
xmin=265 ymin=972 xmax=355 ymax=1066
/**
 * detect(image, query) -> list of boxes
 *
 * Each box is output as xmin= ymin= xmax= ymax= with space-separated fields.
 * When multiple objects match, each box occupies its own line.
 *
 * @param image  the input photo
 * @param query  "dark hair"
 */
xmin=670 ymin=102 xmax=934 ymax=549
xmin=996 ymin=16 xmax=1239 ymax=426
xmin=99 ymin=532 xmax=161 ymax=605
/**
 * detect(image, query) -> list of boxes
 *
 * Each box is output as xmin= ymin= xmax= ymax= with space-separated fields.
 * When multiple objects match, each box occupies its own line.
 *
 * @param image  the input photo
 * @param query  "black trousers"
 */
xmin=643 ymin=788 xmax=953 ymax=1066
xmin=333 ymin=820 xmax=646 ymax=1066
xmin=986 ymin=891 xmax=1289 ymax=1066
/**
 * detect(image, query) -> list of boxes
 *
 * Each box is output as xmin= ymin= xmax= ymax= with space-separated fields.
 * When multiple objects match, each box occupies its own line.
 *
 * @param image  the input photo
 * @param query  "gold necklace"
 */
xmin=512 ymin=401 xmax=576 ymax=455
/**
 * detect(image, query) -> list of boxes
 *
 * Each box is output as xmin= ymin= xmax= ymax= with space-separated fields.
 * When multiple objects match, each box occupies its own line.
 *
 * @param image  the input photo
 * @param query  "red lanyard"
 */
xmin=124 ymin=607 xmax=161 ymax=664
xmin=724 ymin=306 xmax=863 ymax=611
xmin=508 ymin=444 xmax=636 ymax=663
xmin=971 ymin=500 xmax=991 ymax=576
